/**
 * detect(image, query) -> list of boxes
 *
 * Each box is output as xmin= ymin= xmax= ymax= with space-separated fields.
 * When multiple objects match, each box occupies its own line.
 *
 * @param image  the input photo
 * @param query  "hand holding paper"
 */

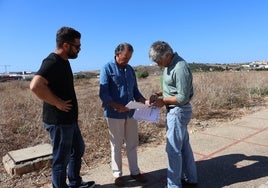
xmin=126 ymin=101 xmax=161 ymax=123
xmin=125 ymin=101 xmax=148 ymax=109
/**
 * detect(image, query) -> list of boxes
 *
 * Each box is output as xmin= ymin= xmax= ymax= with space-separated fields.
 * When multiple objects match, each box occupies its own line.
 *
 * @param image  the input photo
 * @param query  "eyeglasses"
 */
xmin=67 ymin=42 xmax=81 ymax=50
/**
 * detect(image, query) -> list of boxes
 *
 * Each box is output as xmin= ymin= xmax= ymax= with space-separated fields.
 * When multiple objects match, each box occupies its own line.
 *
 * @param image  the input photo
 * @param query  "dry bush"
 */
xmin=0 ymin=71 xmax=267 ymax=187
xmin=192 ymin=71 xmax=268 ymax=120
xmin=0 ymin=81 xmax=46 ymax=149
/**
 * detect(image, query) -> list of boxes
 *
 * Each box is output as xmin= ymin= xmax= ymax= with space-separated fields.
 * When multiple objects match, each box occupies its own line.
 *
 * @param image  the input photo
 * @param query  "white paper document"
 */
xmin=126 ymin=101 xmax=161 ymax=123
xmin=125 ymin=101 xmax=147 ymax=109
xmin=133 ymin=107 xmax=161 ymax=123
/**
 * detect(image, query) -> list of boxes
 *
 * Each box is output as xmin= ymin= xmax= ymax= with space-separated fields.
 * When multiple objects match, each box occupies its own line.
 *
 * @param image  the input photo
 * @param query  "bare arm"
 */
xmin=29 ymin=75 xmax=72 ymax=112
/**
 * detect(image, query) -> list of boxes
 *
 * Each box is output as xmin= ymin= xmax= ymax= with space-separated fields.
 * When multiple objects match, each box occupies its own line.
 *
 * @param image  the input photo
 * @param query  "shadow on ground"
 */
xmin=94 ymin=169 xmax=167 ymax=188
xmin=196 ymin=154 xmax=268 ymax=188
xmin=93 ymin=154 xmax=268 ymax=187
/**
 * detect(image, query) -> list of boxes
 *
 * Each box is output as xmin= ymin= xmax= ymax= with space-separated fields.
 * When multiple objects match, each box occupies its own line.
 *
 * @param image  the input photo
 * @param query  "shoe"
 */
xmin=181 ymin=179 xmax=198 ymax=186
xmin=114 ymin=177 xmax=125 ymax=187
xmin=69 ymin=181 xmax=95 ymax=188
xmin=130 ymin=173 xmax=147 ymax=183
xmin=164 ymin=180 xmax=198 ymax=188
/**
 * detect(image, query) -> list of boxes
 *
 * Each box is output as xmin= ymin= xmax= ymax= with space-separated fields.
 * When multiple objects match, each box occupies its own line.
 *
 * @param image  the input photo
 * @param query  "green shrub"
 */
xmin=136 ymin=70 xmax=149 ymax=78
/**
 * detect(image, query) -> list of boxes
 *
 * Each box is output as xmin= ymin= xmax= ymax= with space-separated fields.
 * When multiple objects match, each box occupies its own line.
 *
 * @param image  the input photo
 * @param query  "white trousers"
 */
xmin=106 ymin=117 xmax=140 ymax=177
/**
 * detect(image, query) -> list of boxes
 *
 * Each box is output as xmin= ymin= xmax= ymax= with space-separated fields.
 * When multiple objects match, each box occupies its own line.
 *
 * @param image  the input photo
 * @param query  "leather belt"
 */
xmin=166 ymin=102 xmax=190 ymax=110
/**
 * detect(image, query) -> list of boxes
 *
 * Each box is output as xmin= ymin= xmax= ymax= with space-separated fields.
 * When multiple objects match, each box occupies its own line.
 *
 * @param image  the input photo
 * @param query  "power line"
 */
xmin=0 ymin=65 xmax=11 ymax=73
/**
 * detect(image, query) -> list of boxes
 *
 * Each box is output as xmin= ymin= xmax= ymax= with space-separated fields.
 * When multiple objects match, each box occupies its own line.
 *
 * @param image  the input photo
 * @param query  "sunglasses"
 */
xmin=67 ymin=42 xmax=81 ymax=49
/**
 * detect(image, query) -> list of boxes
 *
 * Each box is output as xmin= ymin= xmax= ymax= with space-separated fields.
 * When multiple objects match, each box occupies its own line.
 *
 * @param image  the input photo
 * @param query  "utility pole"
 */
xmin=0 ymin=65 xmax=11 ymax=74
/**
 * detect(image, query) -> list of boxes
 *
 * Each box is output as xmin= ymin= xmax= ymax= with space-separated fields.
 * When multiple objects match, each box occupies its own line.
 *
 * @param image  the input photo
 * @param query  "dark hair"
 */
xmin=114 ymin=42 xmax=134 ymax=55
xmin=56 ymin=26 xmax=81 ymax=48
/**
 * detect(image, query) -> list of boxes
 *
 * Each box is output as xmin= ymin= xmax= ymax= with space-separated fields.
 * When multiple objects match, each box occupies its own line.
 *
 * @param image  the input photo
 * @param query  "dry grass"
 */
xmin=0 ymin=71 xmax=267 ymax=187
xmin=192 ymin=71 xmax=268 ymax=120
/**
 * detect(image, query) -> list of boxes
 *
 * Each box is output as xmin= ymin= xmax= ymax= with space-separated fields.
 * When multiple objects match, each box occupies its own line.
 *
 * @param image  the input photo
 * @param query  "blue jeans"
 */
xmin=166 ymin=104 xmax=197 ymax=188
xmin=44 ymin=122 xmax=85 ymax=188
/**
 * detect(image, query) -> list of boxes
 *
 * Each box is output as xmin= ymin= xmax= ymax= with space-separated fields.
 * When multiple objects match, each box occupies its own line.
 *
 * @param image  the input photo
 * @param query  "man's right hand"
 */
xmin=115 ymin=105 xmax=129 ymax=113
xmin=55 ymin=99 xmax=73 ymax=112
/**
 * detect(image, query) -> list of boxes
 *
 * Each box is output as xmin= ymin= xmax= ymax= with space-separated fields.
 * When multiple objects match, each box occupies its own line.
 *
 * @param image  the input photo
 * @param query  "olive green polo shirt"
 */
xmin=163 ymin=52 xmax=194 ymax=107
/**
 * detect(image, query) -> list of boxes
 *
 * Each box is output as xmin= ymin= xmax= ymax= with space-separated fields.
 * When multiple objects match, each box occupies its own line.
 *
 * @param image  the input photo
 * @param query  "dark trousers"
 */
xmin=44 ymin=122 xmax=85 ymax=188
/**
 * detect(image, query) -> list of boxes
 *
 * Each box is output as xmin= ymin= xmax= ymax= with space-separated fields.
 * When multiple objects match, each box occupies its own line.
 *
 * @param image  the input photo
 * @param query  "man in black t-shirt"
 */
xmin=30 ymin=27 xmax=95 ymax=188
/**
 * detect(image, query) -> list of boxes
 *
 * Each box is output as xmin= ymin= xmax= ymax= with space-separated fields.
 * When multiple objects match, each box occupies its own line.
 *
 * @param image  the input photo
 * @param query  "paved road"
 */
xmin=81 ymin=108 xmax=268 ymax=188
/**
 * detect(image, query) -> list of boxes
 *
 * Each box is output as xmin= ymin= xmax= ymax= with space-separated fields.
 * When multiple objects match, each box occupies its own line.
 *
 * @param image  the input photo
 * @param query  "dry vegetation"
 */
xmin=0 ymin=71 xmax=268 ymax=187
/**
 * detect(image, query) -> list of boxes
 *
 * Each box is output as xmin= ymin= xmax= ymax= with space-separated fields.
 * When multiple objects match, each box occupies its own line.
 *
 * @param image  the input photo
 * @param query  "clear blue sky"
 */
xmin=0 ymin=0 xmax=267 ymax=73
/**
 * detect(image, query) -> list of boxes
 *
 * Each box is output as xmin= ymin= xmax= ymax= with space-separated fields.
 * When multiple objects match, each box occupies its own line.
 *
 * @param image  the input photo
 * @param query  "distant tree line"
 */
xmin=73 ymin=63 xmax=268 ymax=80
xmin=189 ymin=63 xmax=226 ymax=72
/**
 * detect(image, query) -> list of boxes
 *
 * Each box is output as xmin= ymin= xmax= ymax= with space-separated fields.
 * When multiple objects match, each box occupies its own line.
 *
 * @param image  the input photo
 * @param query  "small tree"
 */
xmin=136 ymin=70 xmax=149 ymax=78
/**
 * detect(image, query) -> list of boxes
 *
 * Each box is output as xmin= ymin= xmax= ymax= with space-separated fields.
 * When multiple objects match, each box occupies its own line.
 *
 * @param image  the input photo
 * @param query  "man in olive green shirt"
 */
xmin=148 ymin=41 xmax=197 ymax=188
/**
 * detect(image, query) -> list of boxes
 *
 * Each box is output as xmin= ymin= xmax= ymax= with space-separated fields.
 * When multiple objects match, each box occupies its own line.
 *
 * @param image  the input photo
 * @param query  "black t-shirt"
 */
xmin=36 ymin=53 xmax=78 ymax=124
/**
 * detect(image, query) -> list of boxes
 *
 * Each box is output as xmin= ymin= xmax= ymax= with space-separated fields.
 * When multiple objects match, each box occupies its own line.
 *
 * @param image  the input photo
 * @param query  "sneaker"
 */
xmin=114 ymin=177 xmax=124 ymax=187
xmin=164 ymin=180 xmax=198 ymax=188
xmin=69 ymin=181 xmax=95 ymax=188
xmin=181 ymin=179 xmax=198 ymax=187
xmin=130 ymin=173 xmax=147 ymax=183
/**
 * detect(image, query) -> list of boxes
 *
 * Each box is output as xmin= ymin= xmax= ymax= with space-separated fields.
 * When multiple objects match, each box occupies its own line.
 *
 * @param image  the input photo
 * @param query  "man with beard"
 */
xmin=30 ymin=27 xmax=95 ymax=188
